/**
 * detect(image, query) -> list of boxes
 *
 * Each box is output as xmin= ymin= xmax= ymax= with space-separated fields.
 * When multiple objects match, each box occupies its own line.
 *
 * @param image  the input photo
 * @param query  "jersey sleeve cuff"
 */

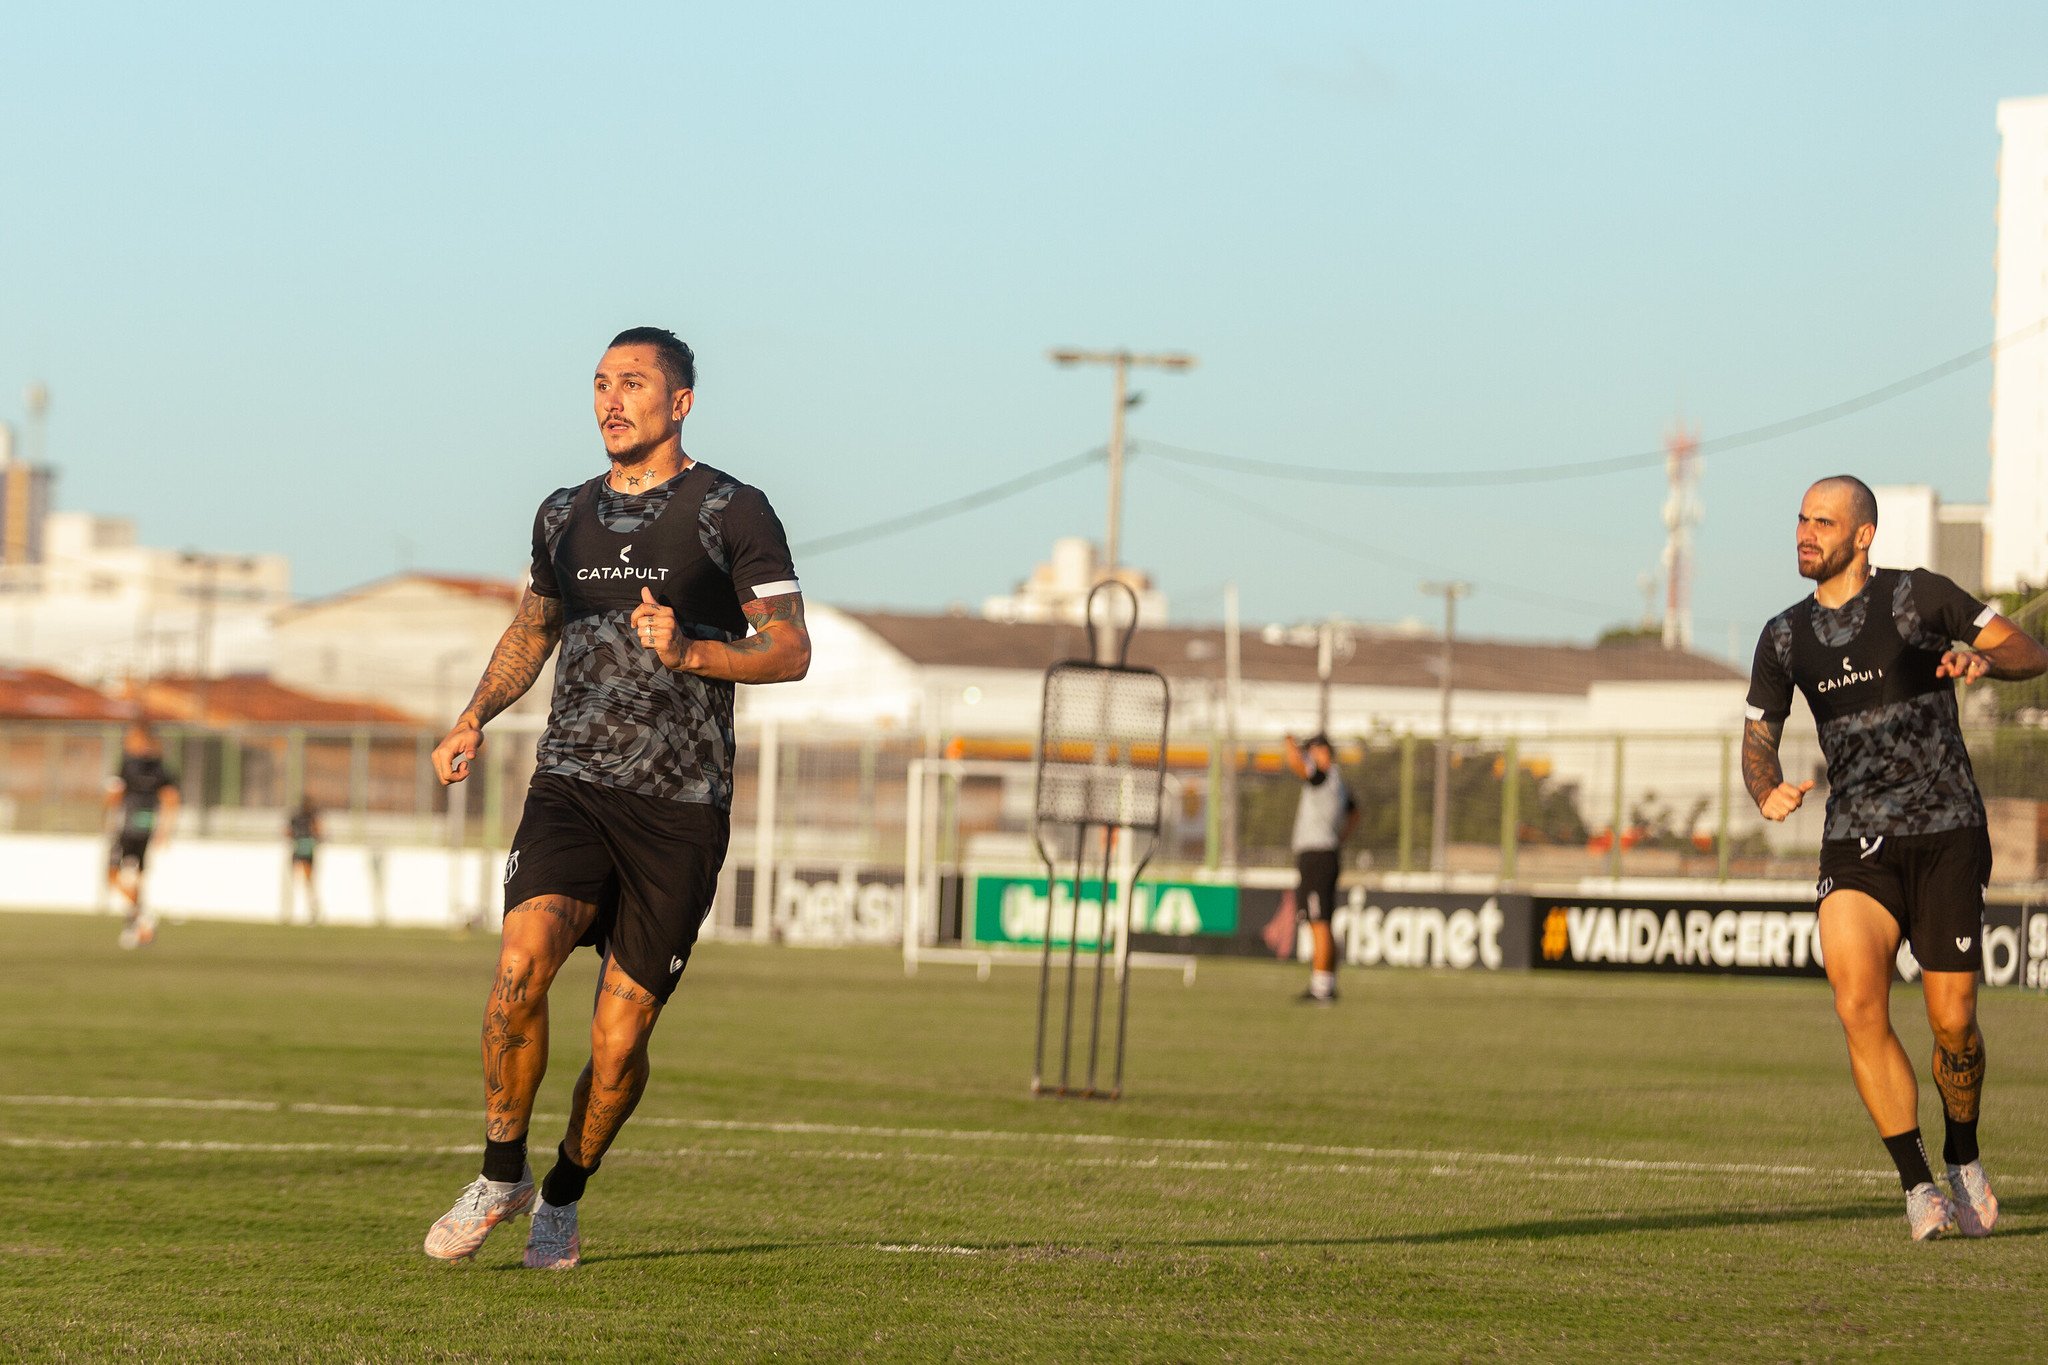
xmin=751 ymin=579 xmax=800 ymax=599
xmin=1743 ymin=704 xmax=1767 ymax=721
xmin=1973 ymin=604 xmax=1996 ymax=629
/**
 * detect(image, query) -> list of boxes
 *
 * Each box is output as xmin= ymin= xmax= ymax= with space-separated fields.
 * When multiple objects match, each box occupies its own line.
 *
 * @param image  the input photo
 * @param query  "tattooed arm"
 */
xmin=1742 ymin=715 xmax=1814 ymax=822
xmin=669 ymin=592 xmax=812 ymax=685
xmin=1940 ymin=614 xmax=2048 ymax=684
xmin=432 ymin=589 xmax=565 ymax=784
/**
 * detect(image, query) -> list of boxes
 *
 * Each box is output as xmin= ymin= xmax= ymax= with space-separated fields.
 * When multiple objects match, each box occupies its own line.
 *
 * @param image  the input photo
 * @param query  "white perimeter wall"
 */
xmin=0 ymin=833 xmax=506 ymax=928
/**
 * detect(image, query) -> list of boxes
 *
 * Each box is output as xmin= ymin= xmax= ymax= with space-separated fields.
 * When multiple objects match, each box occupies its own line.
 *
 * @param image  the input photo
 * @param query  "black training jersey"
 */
xmin=527 ymin=462 xmax=799 ymax=808
xmin=1746 ymin=567 xmax=1995 ymax=840
xmin=111 ymin=755 xmax=177 ymax=835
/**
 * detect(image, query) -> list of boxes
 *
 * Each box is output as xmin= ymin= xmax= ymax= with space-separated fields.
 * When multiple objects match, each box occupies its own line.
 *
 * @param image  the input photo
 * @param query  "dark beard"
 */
xmin=1799 ymin=542 xmax=1857 ymax=583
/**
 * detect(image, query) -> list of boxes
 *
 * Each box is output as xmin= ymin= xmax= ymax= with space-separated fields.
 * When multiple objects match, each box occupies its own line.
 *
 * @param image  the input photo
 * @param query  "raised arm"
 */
xmin=433 ymin=589 xmax=565 ymax=784
xmin=1281 ymin=734 xmax=1309 ymax=780
xmin=1940 ymin=614 xmax=2048 ymax=684
xmin=1741 ymin=715 xmax=1813 ymax=822
xmin=638 ymin=590 xmax=811 ymax=685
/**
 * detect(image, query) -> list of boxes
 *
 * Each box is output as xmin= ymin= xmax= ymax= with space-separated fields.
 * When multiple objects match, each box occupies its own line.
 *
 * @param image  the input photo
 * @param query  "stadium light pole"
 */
xmin=1047 ymin=348 xmax=1196 ymax=575
xmin=1420 ymin=581 xmax=1470 ymax=885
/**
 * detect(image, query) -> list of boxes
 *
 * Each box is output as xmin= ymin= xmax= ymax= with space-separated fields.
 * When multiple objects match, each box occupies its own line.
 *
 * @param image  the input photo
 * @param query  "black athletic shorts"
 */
xmin=1816 ymin=825 xmax=1991 ymax=974
xmin=503 ymin=772 xmax=729 ymax=1003
xmin=108 ymin=832 xmax=151 ymax=873
xmin=1295 ymin=849 xmax=1341 ymax=925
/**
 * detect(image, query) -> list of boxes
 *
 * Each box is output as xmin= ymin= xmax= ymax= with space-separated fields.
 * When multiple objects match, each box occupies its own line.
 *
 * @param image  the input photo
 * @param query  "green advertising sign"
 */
xmin=971 ymin=874 xmax=1239 ymax=946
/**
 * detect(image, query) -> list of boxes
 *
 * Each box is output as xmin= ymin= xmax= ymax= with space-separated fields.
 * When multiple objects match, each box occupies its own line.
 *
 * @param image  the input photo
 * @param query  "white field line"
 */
xmin=0 ymin=1135 xmax=1268 ymax=1178
xmin=1 ymin=1092 xmax=2013 ymax=1187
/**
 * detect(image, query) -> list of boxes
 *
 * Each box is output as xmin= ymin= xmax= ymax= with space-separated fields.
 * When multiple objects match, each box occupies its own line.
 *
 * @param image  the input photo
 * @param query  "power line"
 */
xmin=1160 ymin=468 xmax=1625 ymax=620
xmin=793 ymin=447 xmax=1105 ymax=557
xmin=1137 ymin=318 xmax=2048 ymax=489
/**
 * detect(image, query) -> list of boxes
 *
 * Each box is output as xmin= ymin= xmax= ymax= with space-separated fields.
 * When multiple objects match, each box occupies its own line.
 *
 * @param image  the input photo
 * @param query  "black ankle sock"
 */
xmin=1942 ymin=1114 xmax=1980 ymax=1167
xmin=542 ymin=1144 xmax=598 ymax=1207
xmin=481 ymin=1135 xmax=527 ymax=1184
xmin=1881 ymin=1129 xmax=1935 ymax=1192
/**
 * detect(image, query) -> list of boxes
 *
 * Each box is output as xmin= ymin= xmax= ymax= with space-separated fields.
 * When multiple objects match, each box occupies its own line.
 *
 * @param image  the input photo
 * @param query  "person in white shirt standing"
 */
xmin=1284 ymin=733 xmax=1357 ymax=1004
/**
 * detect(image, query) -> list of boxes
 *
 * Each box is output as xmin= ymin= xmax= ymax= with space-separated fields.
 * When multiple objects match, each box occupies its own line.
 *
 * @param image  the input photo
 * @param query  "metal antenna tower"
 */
xmin=1660 ymin=420 xmax=1701 ymax=650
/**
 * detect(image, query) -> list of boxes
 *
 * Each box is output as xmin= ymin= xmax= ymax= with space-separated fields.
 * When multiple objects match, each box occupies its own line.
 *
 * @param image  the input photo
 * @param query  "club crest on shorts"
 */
xmin=669 ymin=955 xmax=683 ymax=973
xmin=1816 ymin=876 xmax=1834 ymax=900
xmin=1858 ymin=836 xmax=1884 ymax=859
xmin=1956 ymin=936 xmax=1973 ymax=953
xmin=503 ymin=849 xmax=520 ymax=884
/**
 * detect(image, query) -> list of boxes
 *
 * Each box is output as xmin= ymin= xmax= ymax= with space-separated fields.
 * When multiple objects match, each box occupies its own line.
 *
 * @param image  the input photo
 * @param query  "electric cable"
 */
xmin=793 ymin=447 xmax=1106 ymax=557
xmin=1136 ymin=318 xmax=2048 ymax=489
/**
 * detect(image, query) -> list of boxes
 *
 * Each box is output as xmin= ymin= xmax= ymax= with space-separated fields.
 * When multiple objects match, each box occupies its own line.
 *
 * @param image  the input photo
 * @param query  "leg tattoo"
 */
xmin=1934 ymin=1031 xmax=1986 ymax=1123
xmin=482 ymin=1004 xmax=537 ymax=1138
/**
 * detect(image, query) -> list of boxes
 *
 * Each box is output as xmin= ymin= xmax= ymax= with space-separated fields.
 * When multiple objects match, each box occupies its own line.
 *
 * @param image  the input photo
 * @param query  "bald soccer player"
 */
xmin=1743 ymin=474 xmax=2047 ymax=1241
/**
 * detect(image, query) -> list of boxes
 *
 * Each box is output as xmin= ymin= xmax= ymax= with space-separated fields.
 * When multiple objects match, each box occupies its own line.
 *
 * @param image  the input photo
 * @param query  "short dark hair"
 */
xmin=1814 ymin=474 xmax=1878 ymax=530
xmin=608 ymin=327 xmax=696 ymax=392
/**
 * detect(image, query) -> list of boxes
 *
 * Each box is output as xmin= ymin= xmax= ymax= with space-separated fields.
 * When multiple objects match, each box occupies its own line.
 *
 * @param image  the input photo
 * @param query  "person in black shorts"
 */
xmin=422 ymin=327 xmax=810 ymax=1270
xmin=104 ymin=721 xmax=179 ymax=949
xmin=285 ymin=798 xmax=321 ymax=924
xmin=1743 ymin=475 xmax=2046 ymax=1241
xmin=1284 ymin=733 xmax=1357 ymax=1004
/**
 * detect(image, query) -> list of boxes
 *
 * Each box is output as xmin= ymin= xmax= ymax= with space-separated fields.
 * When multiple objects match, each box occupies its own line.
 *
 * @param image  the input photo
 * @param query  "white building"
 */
xmin=980 ymin=537 xmax=1168 ymax=626
xmin=271 ymin=572 xmax=547 ymax=725
xmin=1872 ymin=485 xmax=1987 ymax=594
xmin=746 ymin=605 xmax=1750 ymax=744
xmin=1986 ymin=94 xmax=2048 ymax=591
xmin=0 ymin=511 xmax=290 ymax=682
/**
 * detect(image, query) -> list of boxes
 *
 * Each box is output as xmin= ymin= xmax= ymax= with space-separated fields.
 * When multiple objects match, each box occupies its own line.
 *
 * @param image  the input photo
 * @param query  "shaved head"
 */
xmin=1810 ymin=475 xmax=1878 ymax=532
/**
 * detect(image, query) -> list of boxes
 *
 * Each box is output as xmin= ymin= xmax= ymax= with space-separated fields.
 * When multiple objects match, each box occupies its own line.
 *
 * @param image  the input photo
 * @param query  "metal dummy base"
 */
xmin=1030 ymin=821 xmax=1147 ymax=1101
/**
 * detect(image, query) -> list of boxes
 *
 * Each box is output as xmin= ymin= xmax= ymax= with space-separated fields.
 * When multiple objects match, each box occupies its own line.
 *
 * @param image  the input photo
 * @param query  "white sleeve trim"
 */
xmin=1974 ymin=604 xmax=1997 ymax=629
xmin=752 ymin=580 xmax=800 ymax=599
xmin=1743 ymin=705 xmax=1766 ymax=721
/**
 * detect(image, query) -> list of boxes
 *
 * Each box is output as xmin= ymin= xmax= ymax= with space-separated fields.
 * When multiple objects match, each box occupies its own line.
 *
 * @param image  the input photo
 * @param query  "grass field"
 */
xmin=3 ymin=911 xmax=2046 ymax=1362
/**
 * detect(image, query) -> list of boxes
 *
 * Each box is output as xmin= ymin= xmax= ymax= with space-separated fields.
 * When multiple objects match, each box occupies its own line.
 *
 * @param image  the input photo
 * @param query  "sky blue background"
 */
xmin=4 ymin=3 xmax=2044 ymax=657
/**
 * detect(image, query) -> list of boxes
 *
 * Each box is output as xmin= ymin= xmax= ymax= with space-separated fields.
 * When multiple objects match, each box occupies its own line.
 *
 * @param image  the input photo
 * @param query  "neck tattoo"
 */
xmin=616 ymin=455 xmax=689 ymax=493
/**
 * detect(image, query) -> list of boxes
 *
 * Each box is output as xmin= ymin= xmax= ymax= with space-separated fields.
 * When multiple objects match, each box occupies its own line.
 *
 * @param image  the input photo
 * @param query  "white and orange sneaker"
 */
xmin=1905 ymin=1182 xmax=1957 ymax=1242
xmin=423 ymin=1168 xmax=535 ymax=1261
xmin=523 ymin=1199 xmax=580 ymax=1270
xmin=1946 ymin=1161 xmax=1999 ymax=1238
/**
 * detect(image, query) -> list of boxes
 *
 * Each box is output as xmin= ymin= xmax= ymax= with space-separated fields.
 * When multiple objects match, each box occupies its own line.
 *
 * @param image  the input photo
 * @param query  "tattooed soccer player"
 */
xmin=1743 ymin=475 xmax=2046 ymax=1241
xmin=422 ymin=327 xmax=809 ymax=1269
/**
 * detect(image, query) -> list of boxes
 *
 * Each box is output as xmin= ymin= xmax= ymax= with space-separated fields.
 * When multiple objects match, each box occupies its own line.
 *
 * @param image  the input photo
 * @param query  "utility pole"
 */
xmin=1221 ymin=582 xmax=1242 ymax=871
xmin=1314 ymin=618 xmax=1355 ymax=735
xmin=1047 ymin=348 xmax=1196 ymax=575
xmin=1420 ymin=581 xmax=1470 ymax=884
xmin=183 ymin=551 xmax=222 ymax=835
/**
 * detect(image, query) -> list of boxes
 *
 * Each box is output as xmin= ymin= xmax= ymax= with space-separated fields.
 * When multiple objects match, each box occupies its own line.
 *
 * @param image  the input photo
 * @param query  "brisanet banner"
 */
xmin=969 ymin=874 xmax=1238 ymax=947
xmin=1531 ymin=894 xmax=2048 ymax=985
xmin=1240 ymin=886 xmax=1535 ymax=971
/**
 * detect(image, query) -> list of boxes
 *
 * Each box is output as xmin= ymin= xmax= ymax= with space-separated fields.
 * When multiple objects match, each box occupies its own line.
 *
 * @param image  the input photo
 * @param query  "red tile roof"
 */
xmin=0 ymin=667 xmax=132 ymax=722
xmin=121 ymin=676 xmax=422 ymax=726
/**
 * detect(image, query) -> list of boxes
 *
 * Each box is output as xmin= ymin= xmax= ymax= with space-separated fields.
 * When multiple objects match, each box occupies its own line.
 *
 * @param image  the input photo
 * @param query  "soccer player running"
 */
xmin=422 ymin=327 xmax=809 ymax=1269
xmin=1743 ymin=476 xmax=2046 ymax=1241
xmin=105 ymin=721 xmax=179 ymax=949
xmin=1284 ymin=733 xmax=1357 ymax=1004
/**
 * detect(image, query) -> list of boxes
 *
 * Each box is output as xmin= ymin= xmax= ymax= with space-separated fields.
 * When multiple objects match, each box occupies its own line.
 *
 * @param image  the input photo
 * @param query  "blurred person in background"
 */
xmin=421 ymin=326 xmax=809 ymax=1270
xmin=104 ymin=720 xmax=179 ymax=949
xmin=286 ymin=797 xmax=322 ymax=924
xmin=1744 ymin=474 xmax=2048 ymax=1241
xmin=1284 ymin=733 xmax=1357 ymax=1004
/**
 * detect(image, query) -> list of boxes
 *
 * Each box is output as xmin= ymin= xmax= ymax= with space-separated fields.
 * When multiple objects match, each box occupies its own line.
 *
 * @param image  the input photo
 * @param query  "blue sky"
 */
xmin=3 ymin=2 xmax=2044 ymax=656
